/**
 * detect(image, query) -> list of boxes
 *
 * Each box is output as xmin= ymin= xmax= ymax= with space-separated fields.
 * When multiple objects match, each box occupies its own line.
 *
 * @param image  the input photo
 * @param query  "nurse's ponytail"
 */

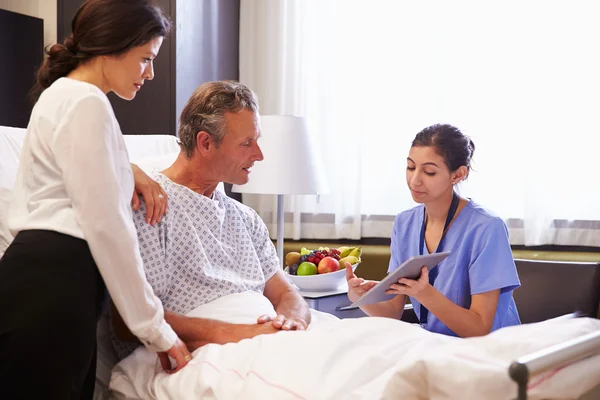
xmin=411 ymin=124 xmax=475 ymax=177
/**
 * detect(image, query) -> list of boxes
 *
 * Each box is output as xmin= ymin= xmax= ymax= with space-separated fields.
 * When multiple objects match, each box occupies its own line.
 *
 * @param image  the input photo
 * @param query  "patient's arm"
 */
xmin=163 ymin=312 xmax=280 ymax=351
xmin=111 ymin=302 xmax=142 ymax=344
xmin=261 ymin=271 xmax=311 ymax=330
xmin=111 ymin=302 xmax=280 ymax=352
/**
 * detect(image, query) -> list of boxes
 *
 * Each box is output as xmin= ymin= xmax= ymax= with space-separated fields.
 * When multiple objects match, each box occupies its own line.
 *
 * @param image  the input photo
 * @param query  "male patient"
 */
xmin=112 ymin=81 xmax=310 ymax=359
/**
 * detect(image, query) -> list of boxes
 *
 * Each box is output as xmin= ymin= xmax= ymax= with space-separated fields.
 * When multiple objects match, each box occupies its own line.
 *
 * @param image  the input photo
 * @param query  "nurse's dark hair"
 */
xmin=30 ymin=0 xmax=171 ymax=103
xmin=411 ymin=124 xmax=475 ymax=176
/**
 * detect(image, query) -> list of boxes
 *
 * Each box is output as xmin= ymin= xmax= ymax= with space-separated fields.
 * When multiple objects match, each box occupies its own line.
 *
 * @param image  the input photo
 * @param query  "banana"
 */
xmin=338 ymin=246 xmax=354 ymax=258
xmin=339 ymin=255 xmax=360 ymax=268
xmin=348 ymin=246 xmax=362 ymax=258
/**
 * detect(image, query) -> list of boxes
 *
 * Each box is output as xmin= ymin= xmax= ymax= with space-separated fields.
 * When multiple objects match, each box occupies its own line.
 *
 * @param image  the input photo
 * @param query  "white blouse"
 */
xmin=8 ymin=78 xmax=176 ymax=352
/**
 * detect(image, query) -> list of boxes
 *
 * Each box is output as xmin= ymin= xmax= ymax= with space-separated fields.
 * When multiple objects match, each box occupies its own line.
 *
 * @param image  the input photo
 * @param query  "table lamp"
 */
xmin=232 ymin=115 xmax=328 ymax=268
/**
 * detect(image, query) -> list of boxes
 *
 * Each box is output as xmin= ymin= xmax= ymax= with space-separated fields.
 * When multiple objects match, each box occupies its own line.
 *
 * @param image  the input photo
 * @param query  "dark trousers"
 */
xmin=0 ymin=230 xmax=107 ymax=400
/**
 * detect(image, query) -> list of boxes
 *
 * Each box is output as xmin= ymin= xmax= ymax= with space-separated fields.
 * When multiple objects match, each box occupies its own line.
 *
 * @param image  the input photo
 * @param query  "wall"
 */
xmin=175 ymin=0 xmax=240 ymax=124
xmin=0 ymin=0 xmax=57 ymax=46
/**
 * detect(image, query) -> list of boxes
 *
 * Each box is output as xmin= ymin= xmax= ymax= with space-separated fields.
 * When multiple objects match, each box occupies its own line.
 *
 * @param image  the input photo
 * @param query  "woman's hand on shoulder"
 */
xmin=130 ymin=163 xmax=168 ymax=225
xmin=345 ymin=262 xmax=378 ymax=302
xmin=386 ymin=266 xmax=432 ymax=300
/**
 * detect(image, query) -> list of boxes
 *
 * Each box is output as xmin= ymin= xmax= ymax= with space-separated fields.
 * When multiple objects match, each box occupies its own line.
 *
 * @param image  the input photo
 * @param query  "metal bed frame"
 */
xmin=509 ymin=313 xmax=600 ymax=400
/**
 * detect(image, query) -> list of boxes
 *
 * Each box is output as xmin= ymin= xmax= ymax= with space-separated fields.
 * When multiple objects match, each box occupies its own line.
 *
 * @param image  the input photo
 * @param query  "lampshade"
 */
xmin=232 ymin=115 xmax=328 ymax=195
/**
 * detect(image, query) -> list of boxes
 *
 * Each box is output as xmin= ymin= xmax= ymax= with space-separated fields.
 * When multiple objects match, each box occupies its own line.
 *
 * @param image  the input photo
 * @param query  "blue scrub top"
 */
xmin=388 ymin=200 xmax=521 ymax=336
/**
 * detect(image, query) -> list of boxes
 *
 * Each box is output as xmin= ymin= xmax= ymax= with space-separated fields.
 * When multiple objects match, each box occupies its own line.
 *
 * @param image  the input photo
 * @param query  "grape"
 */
xmin=288 ymin=264 xmax=299 ymax=275
xmin=299 ymin=255 xmax=308 ymax=263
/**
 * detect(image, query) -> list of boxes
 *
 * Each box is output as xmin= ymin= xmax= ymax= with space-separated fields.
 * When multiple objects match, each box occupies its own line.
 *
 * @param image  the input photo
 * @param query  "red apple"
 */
xmin=317 ymin=256 xmax=340 ymax=274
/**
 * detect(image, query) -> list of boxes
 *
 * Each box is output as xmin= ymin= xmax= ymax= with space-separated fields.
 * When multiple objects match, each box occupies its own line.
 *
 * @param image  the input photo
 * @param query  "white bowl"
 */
xmin=284 ymin=264 xmax=358 ymax=292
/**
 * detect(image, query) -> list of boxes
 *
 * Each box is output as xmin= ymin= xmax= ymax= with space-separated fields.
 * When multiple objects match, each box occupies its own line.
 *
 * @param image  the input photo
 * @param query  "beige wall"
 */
xmin=0 ymin=0 xmax=57 ymax=47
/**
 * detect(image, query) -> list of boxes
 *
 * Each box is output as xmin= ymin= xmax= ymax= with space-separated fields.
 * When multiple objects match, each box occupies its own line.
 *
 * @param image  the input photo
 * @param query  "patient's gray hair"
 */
xmin=178 ymin=81 xmax=259 ymax=158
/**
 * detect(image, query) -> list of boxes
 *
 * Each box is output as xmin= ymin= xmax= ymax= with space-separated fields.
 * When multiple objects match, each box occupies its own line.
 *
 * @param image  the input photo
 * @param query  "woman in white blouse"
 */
xmin=0 ymin=0 xmax=190 ymax=398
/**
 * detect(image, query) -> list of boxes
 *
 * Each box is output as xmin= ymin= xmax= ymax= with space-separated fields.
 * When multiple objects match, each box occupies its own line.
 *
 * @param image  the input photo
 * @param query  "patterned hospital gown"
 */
xmin=111 ymin=172 xmax=280 ymax=359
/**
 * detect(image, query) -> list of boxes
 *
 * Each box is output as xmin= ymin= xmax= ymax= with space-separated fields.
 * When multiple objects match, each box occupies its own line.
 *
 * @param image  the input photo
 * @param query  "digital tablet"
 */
xmin=341 ymin=251 xmax=451 ymax=309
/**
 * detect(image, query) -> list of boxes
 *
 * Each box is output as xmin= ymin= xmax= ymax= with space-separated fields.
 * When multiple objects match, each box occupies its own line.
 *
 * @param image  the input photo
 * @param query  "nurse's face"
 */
xmin=406 ymin=146 xmax=454 ymax=203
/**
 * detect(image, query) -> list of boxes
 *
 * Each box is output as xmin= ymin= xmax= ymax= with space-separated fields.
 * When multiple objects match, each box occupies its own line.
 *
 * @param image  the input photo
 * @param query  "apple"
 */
xmin=317 ymin=256 xmax=340 ymax=274
xmin=297 ymin=262 xmax=318 ymax=276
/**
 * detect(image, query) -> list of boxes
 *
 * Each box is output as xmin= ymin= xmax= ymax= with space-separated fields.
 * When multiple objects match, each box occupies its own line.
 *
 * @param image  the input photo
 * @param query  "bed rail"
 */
xmin=509 ymin=314 xmax=600 ymax=400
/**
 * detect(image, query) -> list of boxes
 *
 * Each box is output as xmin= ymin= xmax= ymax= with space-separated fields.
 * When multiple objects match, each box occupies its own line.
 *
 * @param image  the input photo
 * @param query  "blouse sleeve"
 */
xmin=50 ymin=94 xmax=176 ymax=352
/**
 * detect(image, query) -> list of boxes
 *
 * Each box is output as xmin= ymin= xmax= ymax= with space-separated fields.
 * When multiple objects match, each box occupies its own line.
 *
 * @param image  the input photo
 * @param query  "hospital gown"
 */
xmin=112 ymin=172 xmax=280 ymax=358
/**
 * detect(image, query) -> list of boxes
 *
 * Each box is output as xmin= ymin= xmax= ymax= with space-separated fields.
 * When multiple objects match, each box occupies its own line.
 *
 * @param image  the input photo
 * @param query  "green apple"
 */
xmin=297 ymin=262 xmax=318 ymax=276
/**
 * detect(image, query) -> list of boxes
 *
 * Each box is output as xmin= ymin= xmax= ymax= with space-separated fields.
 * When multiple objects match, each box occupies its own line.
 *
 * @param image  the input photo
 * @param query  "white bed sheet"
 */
xmin=110 ymin=291 xmax=600 ymax=400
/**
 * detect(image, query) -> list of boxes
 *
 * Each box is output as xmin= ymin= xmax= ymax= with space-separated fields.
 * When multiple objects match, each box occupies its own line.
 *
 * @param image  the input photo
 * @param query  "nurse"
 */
xmin=346 ymin=124 xmax=521 ymax=337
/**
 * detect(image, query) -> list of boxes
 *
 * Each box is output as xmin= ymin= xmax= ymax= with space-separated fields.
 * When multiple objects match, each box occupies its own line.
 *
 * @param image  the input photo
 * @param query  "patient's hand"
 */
xmin=131 ymin=163 xmax=168 ymax=225
xmin=257 ymin=314 xmax=308 ymax=331
xmin=345 ymin=261 xmax=378 ymax=302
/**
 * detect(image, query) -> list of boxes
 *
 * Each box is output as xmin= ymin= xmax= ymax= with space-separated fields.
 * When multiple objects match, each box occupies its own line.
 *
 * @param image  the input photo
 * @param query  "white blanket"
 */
xmin=110 ymin=292 xmax=600 ymax=400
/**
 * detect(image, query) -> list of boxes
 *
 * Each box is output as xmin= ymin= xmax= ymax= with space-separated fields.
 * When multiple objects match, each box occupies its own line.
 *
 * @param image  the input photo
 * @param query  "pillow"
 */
xmin=0 ymin=126 xmax=26 ymax=257
xmin=123 ymin=134 xmax=180 ymax=162
xmin=0 ymin=187 xmax=13 ymax=257
xmin=0 ymin=126 xmax=26 ymax=189
xmin=131 ymin=151 xmax=179 ymax=175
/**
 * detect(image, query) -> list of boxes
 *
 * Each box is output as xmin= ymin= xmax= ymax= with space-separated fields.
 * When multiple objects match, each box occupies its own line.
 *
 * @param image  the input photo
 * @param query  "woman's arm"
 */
xmin=130 ymin=163 xmax=168 ymax=225
xmin=419 ymin=287 xmax=500 ymax=337
xmin=345 ymin=262 xmax=407 ymax=319
xmin=111 ymin=302 xmax=280 ymax=352
xmin=51 ymin=95 xmax=176 ymax=352
xmin=387 ymin=266 xmax=500 ymax=337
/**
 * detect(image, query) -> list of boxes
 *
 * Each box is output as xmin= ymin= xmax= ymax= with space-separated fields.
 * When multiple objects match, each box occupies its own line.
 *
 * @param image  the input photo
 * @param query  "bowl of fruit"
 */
xmin=284 ymin=246 xmax=362 ymax=292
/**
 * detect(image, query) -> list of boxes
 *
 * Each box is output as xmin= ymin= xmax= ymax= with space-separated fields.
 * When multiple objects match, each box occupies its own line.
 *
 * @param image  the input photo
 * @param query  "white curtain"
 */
xmin=239 ymin=0 xmax=600 ymax=246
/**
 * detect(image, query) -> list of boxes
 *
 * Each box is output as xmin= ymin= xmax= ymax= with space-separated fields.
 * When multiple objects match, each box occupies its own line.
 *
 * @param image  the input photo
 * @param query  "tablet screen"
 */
xmin=348 ymin=251 xmax=451 ymax=308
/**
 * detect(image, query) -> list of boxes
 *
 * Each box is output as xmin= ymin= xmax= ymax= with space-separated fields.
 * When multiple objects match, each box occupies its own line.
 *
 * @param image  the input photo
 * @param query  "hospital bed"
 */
xmin=1 ymin=125 xmax=600 ymax=399
xmin=509 ymin=315 xmax=600 ymax=400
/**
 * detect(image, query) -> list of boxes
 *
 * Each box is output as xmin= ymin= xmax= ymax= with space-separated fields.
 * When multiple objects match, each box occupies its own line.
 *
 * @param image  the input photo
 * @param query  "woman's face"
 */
xmin=406 ymin=145 xmax=455 ymax=203
xmin=102 ymin=36 xmax=164 ymax=101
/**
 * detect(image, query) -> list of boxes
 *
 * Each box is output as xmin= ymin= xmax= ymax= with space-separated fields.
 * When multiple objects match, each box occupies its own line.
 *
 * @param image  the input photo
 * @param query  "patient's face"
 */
xmin=213 ymin=110 xmax=264 ymax=185
xmin=406 ymin=146 xmax=454 ymax=203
